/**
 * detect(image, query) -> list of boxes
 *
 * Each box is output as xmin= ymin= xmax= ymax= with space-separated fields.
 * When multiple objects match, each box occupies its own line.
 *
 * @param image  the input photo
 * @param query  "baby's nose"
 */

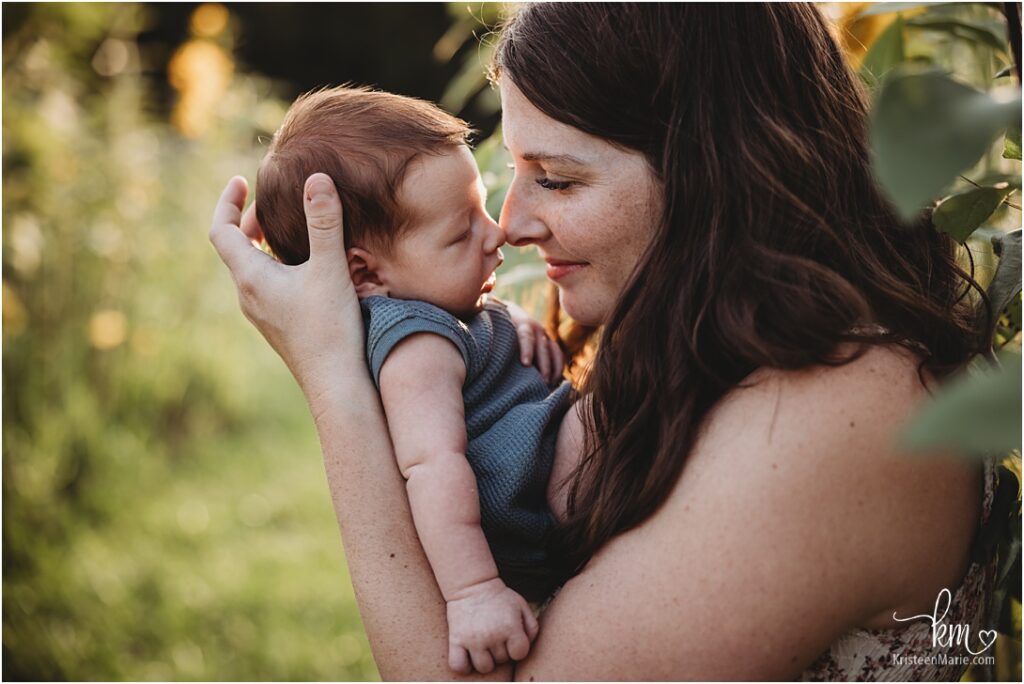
xmin=486 ymin=220 xmax=507 ymax=252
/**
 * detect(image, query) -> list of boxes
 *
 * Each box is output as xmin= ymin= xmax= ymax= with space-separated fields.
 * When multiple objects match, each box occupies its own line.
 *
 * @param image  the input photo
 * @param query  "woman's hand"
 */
xmin=209 ymin=174 xmax=365 ymax=401
xmin=504 ymin=301 xmax=564 ymax=385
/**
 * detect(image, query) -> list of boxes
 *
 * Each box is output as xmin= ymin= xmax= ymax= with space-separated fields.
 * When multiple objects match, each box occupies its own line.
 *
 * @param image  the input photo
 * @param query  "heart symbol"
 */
xmin=975 ymin=629 xmax=997 ymax=653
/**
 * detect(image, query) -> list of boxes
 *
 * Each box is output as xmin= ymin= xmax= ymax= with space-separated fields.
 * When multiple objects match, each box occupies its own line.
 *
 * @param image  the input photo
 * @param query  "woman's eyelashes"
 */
xmin=505 ymin=162 xmax=576 ymax=192
xmin=535 ymin=176 xmax=574 ymax=191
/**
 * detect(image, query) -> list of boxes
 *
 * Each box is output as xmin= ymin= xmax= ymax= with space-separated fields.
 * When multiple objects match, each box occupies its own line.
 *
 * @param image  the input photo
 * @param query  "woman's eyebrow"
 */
xmin=503 ymin=145 xmax=590 ymax=167
xmin=522 ymin=151 xmax=589 ymax=166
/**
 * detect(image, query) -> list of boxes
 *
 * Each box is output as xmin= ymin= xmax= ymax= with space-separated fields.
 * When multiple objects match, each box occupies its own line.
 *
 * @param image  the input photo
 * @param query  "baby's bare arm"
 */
xmin=378 ymin=333 xmax=500 ymax=599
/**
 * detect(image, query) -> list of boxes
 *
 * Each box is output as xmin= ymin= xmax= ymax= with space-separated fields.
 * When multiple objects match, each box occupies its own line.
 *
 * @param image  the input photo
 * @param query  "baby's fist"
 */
xmin=446 ymin=578 xmax=539 ymax=675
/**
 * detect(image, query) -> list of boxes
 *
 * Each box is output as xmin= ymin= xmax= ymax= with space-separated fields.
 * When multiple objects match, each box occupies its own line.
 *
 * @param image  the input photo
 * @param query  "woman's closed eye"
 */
xmin=535 ymin=176 xmax=575 ymax=191
xmin=504 ymin=162 xmax=577 ymax=192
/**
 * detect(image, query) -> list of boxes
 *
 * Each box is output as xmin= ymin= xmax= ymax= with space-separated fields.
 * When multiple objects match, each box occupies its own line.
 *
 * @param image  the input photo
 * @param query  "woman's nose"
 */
xmin=499 ymin=178 xmax=547 ymax=247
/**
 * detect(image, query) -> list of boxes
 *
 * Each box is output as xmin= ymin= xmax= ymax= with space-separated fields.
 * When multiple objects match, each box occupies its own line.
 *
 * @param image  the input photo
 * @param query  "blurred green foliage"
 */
xmin=2 ymin=3 xmax=379 ymax=679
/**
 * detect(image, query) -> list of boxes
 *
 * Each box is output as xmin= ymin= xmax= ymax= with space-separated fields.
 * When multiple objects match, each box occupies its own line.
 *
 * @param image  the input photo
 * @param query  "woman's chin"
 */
xmin=558 ymin=289 xmax=608 ymax=327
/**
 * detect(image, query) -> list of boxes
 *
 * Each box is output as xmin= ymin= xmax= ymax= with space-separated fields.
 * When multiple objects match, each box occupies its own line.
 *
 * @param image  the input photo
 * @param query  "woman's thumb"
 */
xmin=303 ymin=173 xmax=346 ymax=266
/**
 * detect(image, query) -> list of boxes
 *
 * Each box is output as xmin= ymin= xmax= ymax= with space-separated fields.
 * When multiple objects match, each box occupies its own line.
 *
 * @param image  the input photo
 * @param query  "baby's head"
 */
xmin=257 ymin=86 xmax=505 ymax=319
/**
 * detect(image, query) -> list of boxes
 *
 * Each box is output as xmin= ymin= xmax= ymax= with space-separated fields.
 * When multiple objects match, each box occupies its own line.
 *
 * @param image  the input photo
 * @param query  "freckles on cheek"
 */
xmin=544 ymin=205 xmax=573 ymax=245
xmin=623 ymin=184 xmax=660 ymax=247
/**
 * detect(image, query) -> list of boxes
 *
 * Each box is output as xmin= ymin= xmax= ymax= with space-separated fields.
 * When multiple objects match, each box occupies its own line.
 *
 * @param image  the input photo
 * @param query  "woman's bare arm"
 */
xmin=312 ymin=377 xmax=515 ymax=680
xmin=210 ymin=175 xmax=511 ymax=681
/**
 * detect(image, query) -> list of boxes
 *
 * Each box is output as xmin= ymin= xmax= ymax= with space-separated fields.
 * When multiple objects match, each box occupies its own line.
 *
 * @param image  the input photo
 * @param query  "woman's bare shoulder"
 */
xmin=736 ymin=342 xmax=932 ymax=408
xmin=515 ymin=345 xmax=980 ymax=680
xmin=713 ymin=344 xmax=981 ymax=625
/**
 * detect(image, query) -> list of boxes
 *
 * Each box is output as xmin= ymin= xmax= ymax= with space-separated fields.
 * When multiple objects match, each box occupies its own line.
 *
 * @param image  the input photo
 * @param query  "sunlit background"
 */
xmin=3 ymin=3 xmax=1020 ymax=681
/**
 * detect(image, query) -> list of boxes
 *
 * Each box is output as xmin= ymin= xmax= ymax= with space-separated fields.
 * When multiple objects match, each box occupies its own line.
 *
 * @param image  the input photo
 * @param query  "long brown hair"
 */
xmin=492 ymin=3 xmax=987 ymax=580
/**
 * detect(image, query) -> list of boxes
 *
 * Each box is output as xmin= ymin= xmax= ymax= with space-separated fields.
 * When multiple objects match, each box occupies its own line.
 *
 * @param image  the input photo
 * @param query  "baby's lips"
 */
xmin=482 ymin=271 xmax=497 ymax=293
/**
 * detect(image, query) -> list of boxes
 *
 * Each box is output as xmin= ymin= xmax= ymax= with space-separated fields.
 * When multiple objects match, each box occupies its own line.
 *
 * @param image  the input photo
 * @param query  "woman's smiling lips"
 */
xmin=545 ymin=258 xmax=588 ymax=281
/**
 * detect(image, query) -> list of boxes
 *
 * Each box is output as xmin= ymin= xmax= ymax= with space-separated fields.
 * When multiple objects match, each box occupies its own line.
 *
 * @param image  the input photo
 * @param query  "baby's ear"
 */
xmin=347 ymin=247 xmax=387 ymax=298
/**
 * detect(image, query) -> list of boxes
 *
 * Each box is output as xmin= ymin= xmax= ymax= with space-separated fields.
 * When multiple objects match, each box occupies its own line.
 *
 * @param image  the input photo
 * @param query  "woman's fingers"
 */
xmin=507 ymin=632 xmax=530 ymax=661
xmin=302 ymin=173 xmax=346 ymax=271
xmin=240 ymin=203 xmax=265 ymax=244
xmin=211 ymin=175 xmax=247 ymax=229
xmin=448 ymin=643 xmax=471 ymax=675
xmin=469 ymin=649 xmax=495 ymax=674
xmin=518 ymin=323 xmax=535 ymax=365
xmin=209 ymin=176 xmax=273 ymax=282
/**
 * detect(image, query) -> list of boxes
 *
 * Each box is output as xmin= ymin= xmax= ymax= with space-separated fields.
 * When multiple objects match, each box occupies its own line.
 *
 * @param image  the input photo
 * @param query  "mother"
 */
xmin=210 ymin=4 xmax=994 ymax=680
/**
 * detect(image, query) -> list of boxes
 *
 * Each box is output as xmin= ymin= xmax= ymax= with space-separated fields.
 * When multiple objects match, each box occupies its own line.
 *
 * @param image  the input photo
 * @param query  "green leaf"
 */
xmin=860 ymin=16 xmax=906 ymax=88
xmin=972 ymin=171 xmax=1023 ymax=189
xmin=857 ymin=2 xmax=957 ymax=17
xmin=990 ymin=230 xmax=1023 ymax=321
xmin=1007 ymin=294 xmax=1022 ymax=332
xmin=438 ymin=41 xmax=495 ymax=114
xmin=996 ymin=511 xmax=1022 ymax=591
xmin=1005 ymin=121 xmax=1022 ymax=160
xmin=973 ymin=464 xmax=1022 ymax=572
xmin=932 ymin=185 xmax=1014 ymax=242
xmin=870 ymin=69 xmax=1022 ymax=219
xmin=904 ymin=16 xmax=1008 ymax=52
xmin=903 ymin=352 xmax=1022 ymax=454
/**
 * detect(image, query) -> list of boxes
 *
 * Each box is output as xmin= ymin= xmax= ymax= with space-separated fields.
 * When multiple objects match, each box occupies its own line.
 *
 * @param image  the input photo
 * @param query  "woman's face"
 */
xmin=499 ymin=79 xmax=662 ymax=326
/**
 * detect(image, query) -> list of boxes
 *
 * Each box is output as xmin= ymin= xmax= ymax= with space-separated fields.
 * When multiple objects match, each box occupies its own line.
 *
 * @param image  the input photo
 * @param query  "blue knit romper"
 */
xmin=361 ymin=295 xmax=571 ymax=602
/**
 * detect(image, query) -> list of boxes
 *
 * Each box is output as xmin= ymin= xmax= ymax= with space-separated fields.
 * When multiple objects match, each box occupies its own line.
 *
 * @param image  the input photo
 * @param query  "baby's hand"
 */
xmin=446 ymin=578 xmax=540 ymax=675
xmin=504 ymin=301 xmax=564 ymax=385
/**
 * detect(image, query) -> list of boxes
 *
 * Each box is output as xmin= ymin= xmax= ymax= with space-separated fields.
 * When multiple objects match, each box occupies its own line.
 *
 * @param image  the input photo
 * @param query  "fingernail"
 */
xmin=306 ymin=176 xmax=333 ymax=201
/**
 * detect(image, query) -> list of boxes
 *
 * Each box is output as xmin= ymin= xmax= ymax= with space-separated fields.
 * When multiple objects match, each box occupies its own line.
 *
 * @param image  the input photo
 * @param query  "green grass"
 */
xmin=4 ymin=344 xmax=381 ymax=681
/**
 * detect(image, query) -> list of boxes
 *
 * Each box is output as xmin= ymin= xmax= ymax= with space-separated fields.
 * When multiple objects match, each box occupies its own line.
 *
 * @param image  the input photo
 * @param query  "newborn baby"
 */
xmin=255 ymin=86 xmax=570 ymax=674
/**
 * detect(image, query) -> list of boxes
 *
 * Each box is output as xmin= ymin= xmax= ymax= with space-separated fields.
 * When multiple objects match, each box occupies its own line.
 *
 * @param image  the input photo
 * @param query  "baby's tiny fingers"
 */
xmin=490 ymin=642 xmax=510 ymax=664
xmin=470 ymin=649 xmax=495 ymax=674
xmin=448 ymin=643 xmax=471 ymax=675
xmin=518 ymin=324 xmax=535 ymax=365
xmin=524 ymin=605 xmax=540 ymax=641
xmin=548 ymin=339 xmax=564 ymax=384
xmin=535 ymin=329 xmax=551 ymax=379
xmin=507 ymin=633 xmax=531 ymax=661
